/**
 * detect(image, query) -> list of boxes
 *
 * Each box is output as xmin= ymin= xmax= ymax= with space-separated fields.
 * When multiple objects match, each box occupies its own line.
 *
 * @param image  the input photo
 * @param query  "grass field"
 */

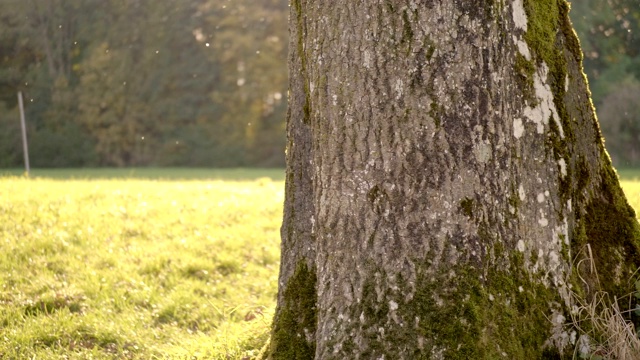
xmin=0 ymin=170 xmax=283 ymax=359
xmin=1 ymin=168 xmax=640 ymax=359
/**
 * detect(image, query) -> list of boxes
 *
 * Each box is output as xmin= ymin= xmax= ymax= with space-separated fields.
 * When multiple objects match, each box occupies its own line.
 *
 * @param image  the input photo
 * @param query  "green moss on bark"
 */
xmin=572 ymin=159 xmax=640 ymax=295
xmin=424 ymin=38 xmax=436 ymax=62
xmin=362 ymin=250 xmax=560 ymax=359
xmin=267 ymin=261 xmax=317 ymax=360
xmin=459 ymin=197 xmax=475 ymax=218
xmin=401 ymin=10 xmax=414 ymax=47
xmin=557 ymin=1 xmax=583 ymax=64
xmin=522 ymin=0 xmax=574 ymax=140
xmin=518 ymin=0 xmax=640 ymax=334
xmin=515 ymin=53 xmax=536 ymax=104
xmin=546 ymin=114 xmax=571 ymax=202
xmin=522 ymin=0 xmax=559 ymax=66
xmin=429 ymin=102 xmax=443 ymax=128
xmin=521 ymin=0 xmax=640 ymax=300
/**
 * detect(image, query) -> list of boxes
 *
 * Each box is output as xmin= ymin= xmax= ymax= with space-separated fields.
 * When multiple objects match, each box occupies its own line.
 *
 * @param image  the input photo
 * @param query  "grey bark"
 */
xmin=269 ymin=1 xmax=640 ymax=358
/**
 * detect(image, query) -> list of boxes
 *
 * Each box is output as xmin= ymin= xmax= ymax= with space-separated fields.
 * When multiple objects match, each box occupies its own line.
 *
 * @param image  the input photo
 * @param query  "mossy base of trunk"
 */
xmin=266 ymin=261 xmax=317 ymax=360
xmin=274 ymin=250 xmax=573 ymax=358
xmin=345 ymin=253 xmax=567 ymax=358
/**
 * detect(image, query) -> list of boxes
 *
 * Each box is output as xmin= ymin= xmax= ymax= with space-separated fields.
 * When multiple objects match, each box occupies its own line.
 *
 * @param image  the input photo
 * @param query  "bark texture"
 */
xmin=268 ymin=1 xmax=640 ymax=358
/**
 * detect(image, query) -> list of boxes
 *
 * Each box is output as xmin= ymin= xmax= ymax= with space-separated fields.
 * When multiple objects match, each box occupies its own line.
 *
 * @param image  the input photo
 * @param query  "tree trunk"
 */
xmin=268 ymin=1 xmax=640 ymax=358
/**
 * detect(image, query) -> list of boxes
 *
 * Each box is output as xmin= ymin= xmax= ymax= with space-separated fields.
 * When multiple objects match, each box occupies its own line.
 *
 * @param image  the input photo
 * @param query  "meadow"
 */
xmin=1 ymin=168 xmax=640 ymax=359
xmin=0 ymin=169 xmax=284 ymax=359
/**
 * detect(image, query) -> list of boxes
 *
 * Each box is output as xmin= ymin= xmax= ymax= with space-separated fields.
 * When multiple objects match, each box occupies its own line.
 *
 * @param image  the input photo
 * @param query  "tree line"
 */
xmin=0 ymin=0 xmax=638 ymax=168
xmin=0 ymin=0 xmax=287 ymax=167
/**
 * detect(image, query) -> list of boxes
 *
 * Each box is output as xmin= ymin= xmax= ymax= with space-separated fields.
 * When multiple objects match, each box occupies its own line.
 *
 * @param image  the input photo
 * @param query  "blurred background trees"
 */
xmin=0 ymin=0 xmax=287 ymax=167
xmin=0 ymin=0 xmax=637 ymax=168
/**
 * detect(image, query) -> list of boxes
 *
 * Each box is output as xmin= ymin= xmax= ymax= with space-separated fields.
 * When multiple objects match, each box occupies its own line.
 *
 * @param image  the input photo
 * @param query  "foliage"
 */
xmin=0 ymin=172 xmax=284 ymax=359
xmin=0 ymin=0 xmax=287 ymax=168
xmin=598 ymin=83 xmax=640 ymax=167
xmin=0 ymin=103 xmax=21 ymax=167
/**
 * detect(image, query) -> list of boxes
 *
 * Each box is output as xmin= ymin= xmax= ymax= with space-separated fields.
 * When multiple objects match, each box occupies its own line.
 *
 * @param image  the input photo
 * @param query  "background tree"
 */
xmin=75 ymin=1 xmax=206 ymax=166
xmin=0 ymin=0 xmax=100 ymax=166
xmin=267 ymin=1 xmax=640 ymax=358
xmin=598 ymin=82 xmax=640 ymax=166
xmin=0 ymin=4 xmax=35 ymax=167
xmin=193 ymin=0 xmax=288 ymax=166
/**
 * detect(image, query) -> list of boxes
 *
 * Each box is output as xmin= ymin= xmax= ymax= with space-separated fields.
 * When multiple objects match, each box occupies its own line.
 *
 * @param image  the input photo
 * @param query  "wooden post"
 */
xmin=18 ymin=91 xmax=30 ymax=176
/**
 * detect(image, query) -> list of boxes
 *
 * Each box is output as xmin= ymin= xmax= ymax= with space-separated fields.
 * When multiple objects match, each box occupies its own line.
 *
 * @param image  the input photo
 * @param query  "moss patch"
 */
xmin=424 ymin=38 xmax=436 ymax=62
xmin=429 ymin=102 xmax=443 ymax=128
xmin=459 ymin=197 xmax=475 ymax=218
xmin=343 ymin=243 xmax=564 ymax=358
xmin=522 ymin=0 xmax=559 ymax=66
xmin=401 ymin=10 xmax=414 ymax=46
xmin=520 ymin=0 xmax=596 ymax=223
xmin=546 ymin=114 xmax=572 ymax=202
xmin=557 ymin=1 xmax=583 ymax=64
xmin=522 ymin=0 xmax=575 ymax=141
xmin=268 ymin=261 xmax=317 ymax=360
xmin=568 ymin=156 xmax=640 ymax=332
xmin=581 ymin=161 xmax=640 ymax=288
xmin=393 ymin=252 xmax=562 ymax=359
xmin=514 ymin=53 xmax=536 ymax=104
xmin=583 ymin=199 xmax=640 ymax=290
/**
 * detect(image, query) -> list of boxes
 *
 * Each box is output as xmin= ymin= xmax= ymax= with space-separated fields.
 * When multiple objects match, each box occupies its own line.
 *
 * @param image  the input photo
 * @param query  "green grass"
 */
xmin=0 ymin=168 xmax=639 ymax=359
xmin=622 ymin=179 xmax=640 ymax=216
xmin=0 ymin=173 xmax=283 ymax=359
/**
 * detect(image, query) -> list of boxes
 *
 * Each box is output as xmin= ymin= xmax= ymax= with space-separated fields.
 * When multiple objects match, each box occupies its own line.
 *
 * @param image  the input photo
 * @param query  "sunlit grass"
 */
xmin=0 ymin=175 xmax=282 ymax=359
xmin=0 ymin=169 xmax=639 ymax=359
xmin=621 ymin=180 xmax=640 ymax=214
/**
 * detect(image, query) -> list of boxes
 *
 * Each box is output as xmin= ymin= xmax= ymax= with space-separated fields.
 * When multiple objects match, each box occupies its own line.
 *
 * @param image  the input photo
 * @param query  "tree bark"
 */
xmin=268 ymin=1 xmax=640 ymax=358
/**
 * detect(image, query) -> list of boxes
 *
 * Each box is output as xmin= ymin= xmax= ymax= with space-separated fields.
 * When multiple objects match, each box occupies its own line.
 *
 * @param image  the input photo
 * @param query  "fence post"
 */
xmin=18 ymin=91 xmax=30 ymax=176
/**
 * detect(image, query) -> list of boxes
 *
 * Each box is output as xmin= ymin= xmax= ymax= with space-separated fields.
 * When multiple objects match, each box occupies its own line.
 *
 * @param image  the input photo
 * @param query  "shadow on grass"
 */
xmin=617 ymin=168 xmax=640 ymax=181
xmin=0 ymin=168 xmax=285 ymax=181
